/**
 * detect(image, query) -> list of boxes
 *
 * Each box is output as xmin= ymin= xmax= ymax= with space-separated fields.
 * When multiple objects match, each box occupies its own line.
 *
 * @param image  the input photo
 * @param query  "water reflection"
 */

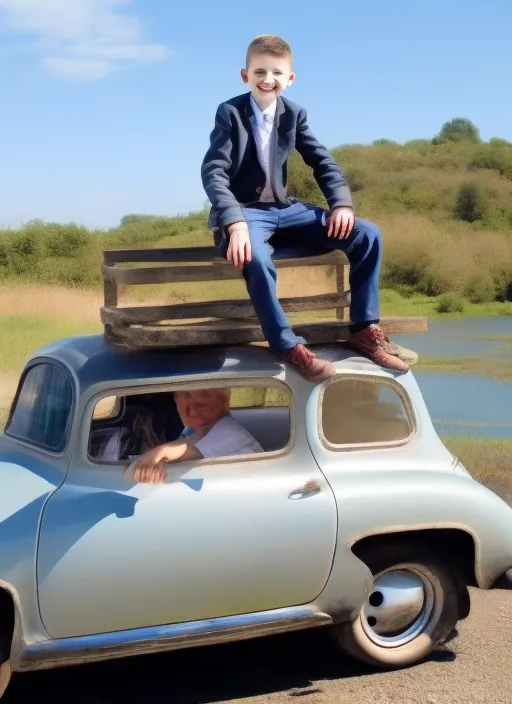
xmin=394 ymin=316 xmax=512 ymax=358
xmin=414 ymin=372 xmax=512 ymax=438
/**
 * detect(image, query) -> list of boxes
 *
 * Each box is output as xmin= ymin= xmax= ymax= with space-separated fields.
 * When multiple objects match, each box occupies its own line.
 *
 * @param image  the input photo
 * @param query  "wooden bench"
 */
xmin=101 ymin=246 xmax=427 ymax=349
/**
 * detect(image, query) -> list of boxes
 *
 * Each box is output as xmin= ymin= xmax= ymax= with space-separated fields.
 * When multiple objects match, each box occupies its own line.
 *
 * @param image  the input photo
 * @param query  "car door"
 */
xmin=37 ymin=399 xmax=338 ymax=638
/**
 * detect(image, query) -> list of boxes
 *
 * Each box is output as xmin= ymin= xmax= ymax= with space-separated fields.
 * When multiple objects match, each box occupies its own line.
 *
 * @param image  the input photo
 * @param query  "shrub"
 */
xmin=372 ymin=138 xmax=399 ymax=147
xmin=120 ymin=214 xmax=159 ymax=226
xmin=463 ymin=274 xmax=498 ymax=303
xmin=344 ymin=166 xmax=367 ymax=192
xmin=403 ymin=139 xmax=433 ymax=153
xmin=454 ymin=182 xmax=486 ymax=222
xmin=44 ymin=223 xmax=91 ymax=257
xmin=470 ymin=143 xmax=512 ymax=180
xmin=433 ymin=118 xmax=480 ymax=145
xmin=381 ymin=185 xmax=438 ymax=212
xmin=435 ymin=293 xmax=465 ymax=313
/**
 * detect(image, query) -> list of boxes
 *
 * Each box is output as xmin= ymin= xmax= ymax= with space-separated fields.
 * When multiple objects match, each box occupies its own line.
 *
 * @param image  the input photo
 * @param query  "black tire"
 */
xmin=332 ymin=544 xmax=462 ymax=669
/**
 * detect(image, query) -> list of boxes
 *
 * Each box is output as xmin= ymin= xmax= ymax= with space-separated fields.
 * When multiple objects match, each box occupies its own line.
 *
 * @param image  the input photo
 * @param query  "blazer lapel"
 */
xmin=241 ymin=92 xmax=256 ymax=130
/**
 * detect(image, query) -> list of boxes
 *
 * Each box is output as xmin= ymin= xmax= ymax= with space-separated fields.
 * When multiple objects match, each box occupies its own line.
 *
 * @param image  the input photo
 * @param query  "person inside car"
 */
xmin=127 ymin=387 xmax=263 ymax=484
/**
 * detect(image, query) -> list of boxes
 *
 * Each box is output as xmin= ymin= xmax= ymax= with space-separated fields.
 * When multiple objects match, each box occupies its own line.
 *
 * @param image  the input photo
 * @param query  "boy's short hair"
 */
xmin=246 ymin=35 xmax=292 ymax=67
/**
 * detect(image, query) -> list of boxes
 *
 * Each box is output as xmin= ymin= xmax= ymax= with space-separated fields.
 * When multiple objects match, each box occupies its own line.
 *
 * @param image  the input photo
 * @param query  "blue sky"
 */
xmin=0 ymin=0 xmax=511 ymax=229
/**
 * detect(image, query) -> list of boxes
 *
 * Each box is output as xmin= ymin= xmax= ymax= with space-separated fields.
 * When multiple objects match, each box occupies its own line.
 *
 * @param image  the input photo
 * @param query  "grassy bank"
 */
xmin=379 ymin=289 xmax=512 ymax=318
xmin=445 ymin=436 xmax=512 ymax=504
xmin=416 ymin=356 xmax=512 ymax=381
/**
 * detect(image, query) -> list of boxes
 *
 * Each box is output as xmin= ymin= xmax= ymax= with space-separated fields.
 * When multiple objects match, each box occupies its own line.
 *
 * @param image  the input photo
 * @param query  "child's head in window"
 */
xmin=175 ymin=388 xmax=230 ymax=433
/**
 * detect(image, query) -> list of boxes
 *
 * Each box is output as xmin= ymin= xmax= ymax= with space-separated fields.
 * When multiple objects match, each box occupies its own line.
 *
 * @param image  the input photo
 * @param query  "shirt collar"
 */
xmin=250 ymin=94 xmax=277 ymax=126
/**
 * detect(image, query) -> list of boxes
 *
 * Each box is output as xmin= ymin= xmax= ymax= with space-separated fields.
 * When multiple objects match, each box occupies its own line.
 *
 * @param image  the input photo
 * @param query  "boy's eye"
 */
xmin=274 ymin=71 xmax=283 ymax=75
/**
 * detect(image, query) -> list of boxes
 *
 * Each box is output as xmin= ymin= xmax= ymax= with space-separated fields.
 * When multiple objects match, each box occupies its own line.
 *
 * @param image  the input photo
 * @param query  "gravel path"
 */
xmin=5 ymin=589 xmax=512 ymax=704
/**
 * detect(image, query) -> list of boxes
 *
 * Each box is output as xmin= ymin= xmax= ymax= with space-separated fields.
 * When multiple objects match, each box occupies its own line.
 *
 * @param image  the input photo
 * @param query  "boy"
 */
xmin=127 ymin=388 xmax=263 ymax=483
xmin=201 ymin=35 xmax=409 ymax=381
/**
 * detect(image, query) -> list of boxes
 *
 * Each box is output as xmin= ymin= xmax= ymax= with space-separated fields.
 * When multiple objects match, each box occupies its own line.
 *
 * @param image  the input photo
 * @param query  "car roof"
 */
xmin=27 ymin=334 xmax=393 ymax=395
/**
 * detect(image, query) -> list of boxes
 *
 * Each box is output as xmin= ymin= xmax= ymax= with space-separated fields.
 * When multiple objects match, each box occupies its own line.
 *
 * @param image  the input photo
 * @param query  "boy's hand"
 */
xmin=227 ymin=222 xmax=252 ymax=269
xmin=327 ymin=207 xmax=355 ymax=239
xmin=128 ymin=446 xmax=169 ymax=484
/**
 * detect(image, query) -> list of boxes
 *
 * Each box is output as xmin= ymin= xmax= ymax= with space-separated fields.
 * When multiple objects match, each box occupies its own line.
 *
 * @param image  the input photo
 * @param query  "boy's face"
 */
xmin=241 ymin=52 xmax=295 ymax=108
xmin=175 ymin=389 xmax=229 ymax=431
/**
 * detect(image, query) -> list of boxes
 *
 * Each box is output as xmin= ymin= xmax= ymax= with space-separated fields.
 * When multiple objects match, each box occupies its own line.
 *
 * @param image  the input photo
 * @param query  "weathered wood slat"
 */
xmin=103 ymin=277 xmax=118 ymax=307
xmin=336 ymin=262 xmax=350 ymax=322
xmin=102 ymin=253 xmax=344 ymax=286
xmin=103 ymin=247 xmax=347 ymax=266
xmin=105 ymin=316 xmax=427 ymax=349
xmin=102 ymin=263 xmax=240 ymax=284
xmin=101 ymin=292 xmax=351 ymax=326
xmin=104 ymin=247 xmax=219 ymax=265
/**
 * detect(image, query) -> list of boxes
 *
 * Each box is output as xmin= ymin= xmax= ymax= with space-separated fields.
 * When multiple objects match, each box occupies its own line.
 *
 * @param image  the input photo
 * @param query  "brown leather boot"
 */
xmin=345 ymin=325 xmax=409 ymax=372
xmin=282 ymin=344 xmax=336 ymax=382
xmin=381 ymin=335 xmax=418 ymax=365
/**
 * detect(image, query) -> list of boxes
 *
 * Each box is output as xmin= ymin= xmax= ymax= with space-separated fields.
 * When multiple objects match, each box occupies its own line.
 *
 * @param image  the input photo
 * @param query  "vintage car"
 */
xmin=1 ymin=333 xmax=512 ymax=698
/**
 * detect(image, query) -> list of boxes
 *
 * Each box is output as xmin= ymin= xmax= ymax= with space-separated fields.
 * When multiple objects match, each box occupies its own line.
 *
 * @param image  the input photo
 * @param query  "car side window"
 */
xmin=320 ymin=377 xmax=413 ymax=447
xmin=6 ymin=363 xmax=73 ymax=452
xmin=88 ymin=384 xmax=291 ymax=463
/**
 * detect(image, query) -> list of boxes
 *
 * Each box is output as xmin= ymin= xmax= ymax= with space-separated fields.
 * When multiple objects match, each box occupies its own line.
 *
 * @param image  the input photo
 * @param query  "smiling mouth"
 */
xmin=258 ymin=86 xmax=275 ymax=92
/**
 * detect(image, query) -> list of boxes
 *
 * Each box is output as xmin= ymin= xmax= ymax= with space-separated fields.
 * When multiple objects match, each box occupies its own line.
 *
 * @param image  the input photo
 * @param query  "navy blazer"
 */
xmin=201 ymin=92 xmax=353 ymax=232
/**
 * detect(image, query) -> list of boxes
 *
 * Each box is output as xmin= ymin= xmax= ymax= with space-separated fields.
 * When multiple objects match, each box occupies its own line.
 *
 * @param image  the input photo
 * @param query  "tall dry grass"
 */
xmin=376 ymin=212 xmax=512 ymax=301
xmin=446 ymin=436 xmax=512 ymax=504
xmin=0 ymin=283 xmax=102 ymax=321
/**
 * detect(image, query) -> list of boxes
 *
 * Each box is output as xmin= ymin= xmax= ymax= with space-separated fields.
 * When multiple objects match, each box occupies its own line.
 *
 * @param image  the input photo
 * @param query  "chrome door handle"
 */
xmin=288 ymin=480 xmax=321 ymax=500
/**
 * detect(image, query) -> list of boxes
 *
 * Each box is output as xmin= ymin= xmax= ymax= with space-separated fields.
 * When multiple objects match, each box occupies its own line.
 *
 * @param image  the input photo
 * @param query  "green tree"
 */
xmin=433 ymin=118 xmax=480 ymax=145
xmin=372 ymin=138 xmax=399 ymax=147
xmin=454 ymin=182 xmax=486 ymax=222
xmin=120 ymin=214 xmax=159 ymax=226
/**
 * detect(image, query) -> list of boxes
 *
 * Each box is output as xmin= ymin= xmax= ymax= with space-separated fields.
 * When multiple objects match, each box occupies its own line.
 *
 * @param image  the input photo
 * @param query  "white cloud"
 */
xmin=0 ymin=0 xmax=171 ymax=80
xmin=42 ymin=57 xmax=113 ymax=81
xmin=71 ymin=41 xmax=169 ymax=62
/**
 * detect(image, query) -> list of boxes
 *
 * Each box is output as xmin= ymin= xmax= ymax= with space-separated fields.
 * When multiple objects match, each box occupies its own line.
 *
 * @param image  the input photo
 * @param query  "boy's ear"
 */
xmin=240 ymin=68 xmax=249 ymax=83
xmin=287 ymin=71 xmax=296 ymax=87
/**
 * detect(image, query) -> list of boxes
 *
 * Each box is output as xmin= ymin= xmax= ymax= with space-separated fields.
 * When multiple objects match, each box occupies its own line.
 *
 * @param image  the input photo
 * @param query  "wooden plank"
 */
xmin=102 ymin=263 xmax=240 ymax=285
xmin=104 ymin=247 xmax=219 ymax=265
xmin=101 ymin=292 xmax=351 ymax=326
xmin=102 ymin=253 xmax=347 ymax=286
xmin=103 ymin=277 xmax=118 ymax=307
xmin=103 ymin=246 xmax=347 ymax=266
xmin=336 ymin=263 xmax=350 ymax=322
xmin=105 ymin=316 xmax=427 ymax=349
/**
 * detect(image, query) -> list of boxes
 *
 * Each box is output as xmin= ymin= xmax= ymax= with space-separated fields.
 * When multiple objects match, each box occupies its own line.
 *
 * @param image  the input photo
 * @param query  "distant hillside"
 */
xmin=1 ymin=119 xmax=511 ymax=303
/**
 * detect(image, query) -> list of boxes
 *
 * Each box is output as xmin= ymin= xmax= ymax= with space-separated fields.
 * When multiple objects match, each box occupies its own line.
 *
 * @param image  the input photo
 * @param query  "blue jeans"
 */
xmin=220 ymin=202 xmax=382 ymax=353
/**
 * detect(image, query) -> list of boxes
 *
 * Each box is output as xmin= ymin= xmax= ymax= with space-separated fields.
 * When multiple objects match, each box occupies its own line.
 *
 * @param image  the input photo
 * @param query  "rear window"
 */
xmin=320 ymin=377 xmax=414 ymax=448
xmin=6 ymin=363 xmax=73 ymax=452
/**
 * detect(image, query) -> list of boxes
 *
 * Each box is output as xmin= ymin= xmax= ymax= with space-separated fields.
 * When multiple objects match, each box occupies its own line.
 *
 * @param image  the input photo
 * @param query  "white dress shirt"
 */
xmin=250 ymin=95 xmax=277 ymax=202
xmin=192 ymin=413 xmax=263 ymax=458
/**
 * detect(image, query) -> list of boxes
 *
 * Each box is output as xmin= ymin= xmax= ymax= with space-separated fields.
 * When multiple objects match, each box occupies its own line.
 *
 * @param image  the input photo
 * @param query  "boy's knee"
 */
xmin=355 ymin=219 xmax=382 ymax=248
xmin=247 ymin=242 xmax=274 ymax=266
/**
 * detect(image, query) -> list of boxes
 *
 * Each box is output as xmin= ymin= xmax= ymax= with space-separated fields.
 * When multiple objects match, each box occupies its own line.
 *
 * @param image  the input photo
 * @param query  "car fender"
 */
xmin=312 ymin=469 xmax=512 ymax=622
xmin=0 ymin=445 xmax=63 ymax=647
xmin=340 ymin=470 xmax=512 ymax=588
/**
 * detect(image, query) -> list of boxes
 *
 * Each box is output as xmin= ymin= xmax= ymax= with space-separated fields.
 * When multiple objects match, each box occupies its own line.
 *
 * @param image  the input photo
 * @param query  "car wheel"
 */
xmin=0 ymin=660 xmax=11 ymax=700
xmin=332 ymin=545 xmax=461 ymax=669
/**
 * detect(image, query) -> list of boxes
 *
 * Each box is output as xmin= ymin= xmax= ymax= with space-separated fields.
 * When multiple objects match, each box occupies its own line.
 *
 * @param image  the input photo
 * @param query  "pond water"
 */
xmin=393 ymin=317 xmax=512 ymax=439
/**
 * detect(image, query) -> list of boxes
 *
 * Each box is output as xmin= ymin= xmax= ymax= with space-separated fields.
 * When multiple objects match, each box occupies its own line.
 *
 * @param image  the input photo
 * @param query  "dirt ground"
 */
xmin=5 ymin=588 xmax=512 ymax=704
